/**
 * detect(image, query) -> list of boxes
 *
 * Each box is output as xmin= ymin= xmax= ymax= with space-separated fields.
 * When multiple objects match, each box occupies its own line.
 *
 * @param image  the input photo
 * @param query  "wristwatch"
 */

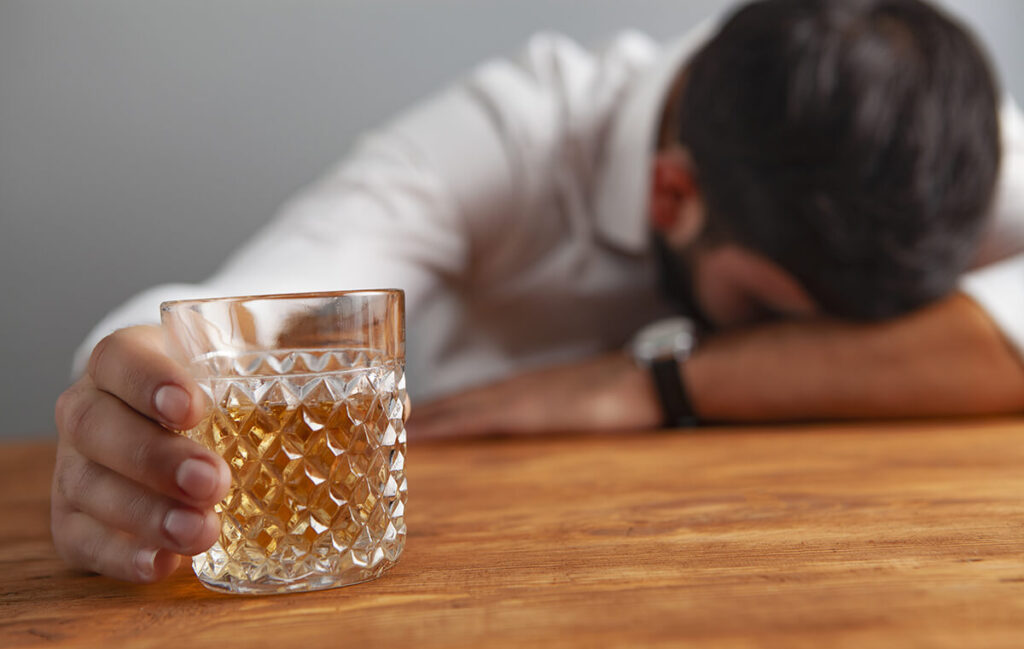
xmin=630 ymin=317 xmax=699 ymax=428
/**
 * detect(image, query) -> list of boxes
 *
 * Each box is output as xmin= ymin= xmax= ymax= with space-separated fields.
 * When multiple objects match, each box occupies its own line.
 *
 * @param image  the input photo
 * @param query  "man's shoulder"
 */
xmin=453 ymin=29 xmax=664 ymax=188
xmin=464 ymin=29 xmax=661 ymax=112
xmin=514 ymin=29 xmax=661 ymax=71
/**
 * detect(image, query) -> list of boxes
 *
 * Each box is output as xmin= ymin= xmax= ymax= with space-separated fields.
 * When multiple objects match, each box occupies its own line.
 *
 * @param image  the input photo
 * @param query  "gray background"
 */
xmin=2 ymin=0 xmax=1021 ymax=438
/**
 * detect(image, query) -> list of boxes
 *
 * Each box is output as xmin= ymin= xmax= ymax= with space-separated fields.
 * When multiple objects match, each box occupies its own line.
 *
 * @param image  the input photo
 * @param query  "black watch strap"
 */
xmin=651 ymin=357 xmax=698 ymax=428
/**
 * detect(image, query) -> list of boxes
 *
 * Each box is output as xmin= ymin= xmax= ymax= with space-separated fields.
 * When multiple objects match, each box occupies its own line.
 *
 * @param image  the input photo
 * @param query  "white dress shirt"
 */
xmin=73 ymin=26 xmax=1024 ymax=403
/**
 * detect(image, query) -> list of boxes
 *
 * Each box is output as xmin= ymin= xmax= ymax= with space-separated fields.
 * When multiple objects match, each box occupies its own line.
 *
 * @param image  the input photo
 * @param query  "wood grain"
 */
xmin=3 ymin=419 xmax=1024 ymax=648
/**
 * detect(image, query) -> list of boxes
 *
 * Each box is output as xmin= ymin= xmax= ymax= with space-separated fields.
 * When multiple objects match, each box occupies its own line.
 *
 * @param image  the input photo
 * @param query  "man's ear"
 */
xmin=650 ymin=147 xmax=704 ymax=248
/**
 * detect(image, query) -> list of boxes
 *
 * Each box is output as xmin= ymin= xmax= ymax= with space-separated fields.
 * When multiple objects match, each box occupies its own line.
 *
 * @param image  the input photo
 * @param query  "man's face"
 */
xmin=685 ymin=242 xmax=817 ymax=328
xmin=658 ymin=237 xmax=817 ymax=329
xmin=651 ymin=218 xmax=817 ymax=330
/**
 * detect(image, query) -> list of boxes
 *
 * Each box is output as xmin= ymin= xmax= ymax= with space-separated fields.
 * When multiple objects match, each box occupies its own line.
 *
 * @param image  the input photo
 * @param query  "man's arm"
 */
xmin=411 ymin=292 xmax=1024 ymax=438
xmin=687 ymin=293 xmax=1024 ymax=421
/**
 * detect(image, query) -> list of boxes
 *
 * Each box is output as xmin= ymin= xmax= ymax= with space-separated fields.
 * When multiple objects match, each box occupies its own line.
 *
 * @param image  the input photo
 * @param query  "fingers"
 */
xmin=52 ymin=506 xmax=183 ymax=583
xmin=86 ymin=325 xmax=207 ymax=430
xmin=411 ymin=391 xmax=517 ymax=440
xmin=56 ymin=382 xmax=230 ymax=508
xmin=52 ymin=324 xmax=231 ymax=583
xmin=409 ymin=353 xmax=661 ymax=440
xmin=54 ymin=447 xmax=222 ymax=556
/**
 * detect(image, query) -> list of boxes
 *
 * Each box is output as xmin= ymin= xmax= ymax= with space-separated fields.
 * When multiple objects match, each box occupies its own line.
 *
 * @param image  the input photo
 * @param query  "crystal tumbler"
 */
xmin=160 ymin=290 xmax=408 ymax=595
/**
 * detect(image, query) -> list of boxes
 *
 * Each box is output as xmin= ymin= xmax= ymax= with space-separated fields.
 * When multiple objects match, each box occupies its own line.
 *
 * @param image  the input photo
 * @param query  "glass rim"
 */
xmin=160 ymin=288 xmax=404 ymax=312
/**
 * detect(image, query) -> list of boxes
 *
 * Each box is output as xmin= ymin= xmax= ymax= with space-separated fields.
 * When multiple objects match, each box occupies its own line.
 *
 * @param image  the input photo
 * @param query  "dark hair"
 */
xmin=676 ymin=0 xmax=1000 ymax=319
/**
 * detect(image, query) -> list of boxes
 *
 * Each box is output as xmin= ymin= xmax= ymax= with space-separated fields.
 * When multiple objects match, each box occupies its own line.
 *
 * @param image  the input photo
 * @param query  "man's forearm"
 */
xmin=686 ymin=293 xmax=1024 ymax=421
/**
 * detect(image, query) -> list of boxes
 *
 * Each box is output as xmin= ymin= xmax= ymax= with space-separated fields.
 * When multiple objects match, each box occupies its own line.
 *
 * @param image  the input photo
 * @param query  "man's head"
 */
xmin=651 ymin=0 xmax=1001 ymax=326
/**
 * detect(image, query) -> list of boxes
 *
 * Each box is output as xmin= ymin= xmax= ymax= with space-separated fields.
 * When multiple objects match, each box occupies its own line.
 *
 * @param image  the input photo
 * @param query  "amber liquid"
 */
xmin=185 ymin=359 xmax=408 ymax=594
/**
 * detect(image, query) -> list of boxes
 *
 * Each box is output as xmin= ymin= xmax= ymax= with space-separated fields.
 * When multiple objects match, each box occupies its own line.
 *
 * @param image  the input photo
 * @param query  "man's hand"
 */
xmin=411 ymin=352 xmax=663 ymax=440
xmin=52 ymin=325 xmax=230 ymax=582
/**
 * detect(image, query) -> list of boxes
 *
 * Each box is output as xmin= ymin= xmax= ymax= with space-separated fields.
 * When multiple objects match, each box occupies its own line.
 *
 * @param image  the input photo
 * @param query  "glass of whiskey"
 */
xmin=160 ymin=289 xmax=408 ymax=595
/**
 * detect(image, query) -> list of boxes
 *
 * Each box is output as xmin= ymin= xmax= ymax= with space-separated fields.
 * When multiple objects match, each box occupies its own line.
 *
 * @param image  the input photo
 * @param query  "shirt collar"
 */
xmin=593 ymin=19 xmax=717 ymax=254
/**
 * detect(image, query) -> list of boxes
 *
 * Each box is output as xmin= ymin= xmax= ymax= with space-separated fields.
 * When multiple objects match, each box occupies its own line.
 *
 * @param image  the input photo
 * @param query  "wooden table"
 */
xmin=4 ymin=419 xmax=1024 ymax=648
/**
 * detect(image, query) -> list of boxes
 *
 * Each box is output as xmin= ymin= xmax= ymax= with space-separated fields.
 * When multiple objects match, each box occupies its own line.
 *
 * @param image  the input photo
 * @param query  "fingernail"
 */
xmin=155 ymin=384 xmax=190 ymax=426
xmin=176 ymin=458 xmax=220 ymax=501
xmin=163 ymin=509 xmax=205 ymax=548
xmin=135 ymin=548 xmax=157 ymax=580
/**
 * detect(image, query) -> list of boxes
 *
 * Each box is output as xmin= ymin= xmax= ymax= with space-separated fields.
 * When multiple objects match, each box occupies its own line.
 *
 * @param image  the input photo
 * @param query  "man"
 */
xmin=53 ymin=0 xmax=1024 ymax=583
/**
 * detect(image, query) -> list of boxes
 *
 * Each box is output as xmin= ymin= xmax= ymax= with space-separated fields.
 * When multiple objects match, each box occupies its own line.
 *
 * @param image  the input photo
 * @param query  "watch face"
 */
xmin=632 ymin=317 xmax=696 ymax=363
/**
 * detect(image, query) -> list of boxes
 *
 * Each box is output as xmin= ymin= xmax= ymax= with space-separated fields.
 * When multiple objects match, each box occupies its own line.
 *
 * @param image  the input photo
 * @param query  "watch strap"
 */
xmin=651 ymin=357 xmax=698 ymax=428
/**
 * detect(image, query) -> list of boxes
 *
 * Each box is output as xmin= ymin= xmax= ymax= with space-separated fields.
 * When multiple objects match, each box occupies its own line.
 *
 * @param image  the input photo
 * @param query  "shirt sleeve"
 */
xmin=71 ymin=32 xmax=619 ymax=378
xmin=960 ymin=97 xmax=1024 ymax=357
xmin=71 ymin=75 xmax=522 ymax=377
xmin=961 ymin=253 xmax=1024 ymax=356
